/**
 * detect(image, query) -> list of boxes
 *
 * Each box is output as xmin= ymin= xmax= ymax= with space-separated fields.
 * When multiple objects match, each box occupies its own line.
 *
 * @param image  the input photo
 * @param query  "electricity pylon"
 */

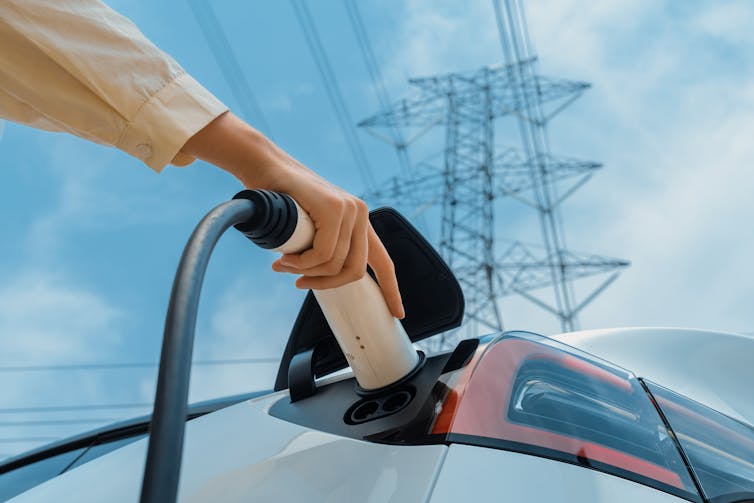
xmin=360 ymin=58 xmax=628 ymax=344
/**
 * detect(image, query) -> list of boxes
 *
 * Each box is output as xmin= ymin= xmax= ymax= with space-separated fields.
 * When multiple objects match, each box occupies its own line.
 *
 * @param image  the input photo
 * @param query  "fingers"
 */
xmin=272 ymin=197 xmax=369 ymax=284
xmin=273 ymin=201 xmax=356 ymax=277
xmin=296 ymin=200 xmax=369 ymax=290
xmin=270 ymin=194 xmax=404 ymax=320
xmin=274 ymin=196 xmax=345 ymax=271
xmin=366 ymin=226 xmax=405 ymax=319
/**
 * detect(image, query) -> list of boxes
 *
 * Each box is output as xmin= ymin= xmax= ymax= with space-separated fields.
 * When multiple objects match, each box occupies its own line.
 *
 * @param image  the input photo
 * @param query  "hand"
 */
xmin=180 ymin=112 xmax=405 ymax=319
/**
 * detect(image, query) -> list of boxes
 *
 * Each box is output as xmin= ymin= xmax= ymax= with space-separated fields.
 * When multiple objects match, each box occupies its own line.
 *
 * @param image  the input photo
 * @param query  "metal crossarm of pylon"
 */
xmin=496 ymin=241 xmax=629 ymax=295
xmin=359 ymin=61 xmax=590 ymax=131
xmin=363 ymin=149 xmax=602 ymax=213
xmin=494 ymin=152 xmax=603 ymax=208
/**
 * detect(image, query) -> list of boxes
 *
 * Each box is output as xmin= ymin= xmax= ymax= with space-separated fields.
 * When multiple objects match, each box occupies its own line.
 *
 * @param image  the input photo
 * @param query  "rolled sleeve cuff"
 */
xmin=116 ymin=71 xmax=228 ymax=172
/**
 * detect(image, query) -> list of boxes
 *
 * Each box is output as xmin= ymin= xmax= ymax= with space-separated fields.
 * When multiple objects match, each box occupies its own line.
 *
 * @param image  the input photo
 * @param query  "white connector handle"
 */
xmin=275 ymin=201 xmax=419 ymax=390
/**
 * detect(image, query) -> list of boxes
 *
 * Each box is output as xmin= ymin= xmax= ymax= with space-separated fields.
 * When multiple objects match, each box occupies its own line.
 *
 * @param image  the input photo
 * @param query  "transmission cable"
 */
xmin=0 ymin=437 xmax=57 ymax=443
xmin=0 ymin=357 xmax=278 ymax=373
xmin=188 ymin=0 xmax=274 ymax=138
xmin=342 ymin=0 xmax=432 ymax=236
xmin=342 ymin=0 xmax=408 ymax=169
xmin=0 ymin=403 xmax=153 ymax=414
xmin=0 ymin=418 xmax=117 ymax=427
xmin=290 ymin=0 xmax=377 ymax=191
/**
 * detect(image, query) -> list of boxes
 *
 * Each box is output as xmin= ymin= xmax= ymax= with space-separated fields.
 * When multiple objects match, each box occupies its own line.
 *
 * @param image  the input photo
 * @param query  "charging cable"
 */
xmin=139 ymin=198 xmax=255 ymax=503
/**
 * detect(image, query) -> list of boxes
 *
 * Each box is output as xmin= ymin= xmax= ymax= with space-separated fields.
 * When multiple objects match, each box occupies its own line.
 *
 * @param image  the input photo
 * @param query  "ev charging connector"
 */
xmin=233 ymin=189 xmax=421 ymax=391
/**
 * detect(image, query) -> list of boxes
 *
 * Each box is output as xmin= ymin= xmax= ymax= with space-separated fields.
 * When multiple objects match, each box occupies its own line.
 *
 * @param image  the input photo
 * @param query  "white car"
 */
xmin=2 ymin=327 xmax=753 ymax=503
xmin=2 ymin=205 xmax=752 ymax=503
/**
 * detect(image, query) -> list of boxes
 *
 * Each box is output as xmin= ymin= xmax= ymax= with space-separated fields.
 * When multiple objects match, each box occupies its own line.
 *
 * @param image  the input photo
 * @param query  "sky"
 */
xmin=2 ymin=0 xmax=754 ymax=459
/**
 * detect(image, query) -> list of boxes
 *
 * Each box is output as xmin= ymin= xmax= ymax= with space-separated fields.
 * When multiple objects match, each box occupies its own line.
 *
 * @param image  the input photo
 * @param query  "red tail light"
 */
xmin=431 ymin=332 xmax=700 ymax=501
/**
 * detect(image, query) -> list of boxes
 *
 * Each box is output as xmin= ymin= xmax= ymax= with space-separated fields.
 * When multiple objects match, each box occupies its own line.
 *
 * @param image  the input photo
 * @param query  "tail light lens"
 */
xmin=431 ymin=332 xmax=700 ymax=501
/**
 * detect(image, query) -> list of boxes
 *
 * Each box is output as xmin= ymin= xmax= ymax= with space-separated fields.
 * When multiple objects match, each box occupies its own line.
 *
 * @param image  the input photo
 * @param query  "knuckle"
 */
xmin=344 ymin=198 xmax=358 ymax=219
xmin=354 ymin=198 xmax=368 ymax=214
xmin=346 ymin=267 xmax=365 ymax=283
xmin=329 ymin=195 xmax=346 ymax=213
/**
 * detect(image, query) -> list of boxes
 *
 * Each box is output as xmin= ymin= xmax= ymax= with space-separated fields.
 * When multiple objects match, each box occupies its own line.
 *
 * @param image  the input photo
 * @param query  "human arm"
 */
xmin=0 ymin=0 xmax=226 ymax=170
xmin=0 ymin=0 xmax=404 ymax=317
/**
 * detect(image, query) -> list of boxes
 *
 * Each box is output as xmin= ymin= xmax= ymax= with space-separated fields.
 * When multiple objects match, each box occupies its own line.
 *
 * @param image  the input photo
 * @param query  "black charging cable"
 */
xmin=139 ymin=198 xmax=254 ymax=503
xmin=139 ymin=190 xmax=300 ymax=503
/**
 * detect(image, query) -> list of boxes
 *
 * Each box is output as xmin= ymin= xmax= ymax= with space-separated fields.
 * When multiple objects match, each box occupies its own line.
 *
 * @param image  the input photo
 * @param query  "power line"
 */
xmin=0 ymin=418 xmax=117 ymax=427
xmin=188 ymin=0 xmax=274 ymax=138
xmin=0 ymin=404 xmax=152 ymax=414
xmin=0 ymin=437 xmax=57 ymax=443
xmin=0 ymin=357 xmax=279 ymax=373
xmin=342 ymin=0 xmax=431 ymax=237
xmin=342 ymin=0 xmax=408 ymax=167
xmin=290 ymin=0 xmax=377 ymax=191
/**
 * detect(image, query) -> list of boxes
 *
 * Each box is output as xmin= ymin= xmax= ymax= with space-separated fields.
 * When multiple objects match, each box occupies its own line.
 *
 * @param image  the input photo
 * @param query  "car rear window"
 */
xmin=0 ymin=433 xmax=145 ymax=501
xmin=646 ymin=382 xmax=754 ymax=503
xmin=0 ymin=447 xmax=88 ymax=502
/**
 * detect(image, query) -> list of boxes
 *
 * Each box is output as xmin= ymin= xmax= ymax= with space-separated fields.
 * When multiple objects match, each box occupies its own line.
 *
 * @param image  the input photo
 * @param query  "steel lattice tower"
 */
xmin=359 ymin=1 xmax=628 ymax=344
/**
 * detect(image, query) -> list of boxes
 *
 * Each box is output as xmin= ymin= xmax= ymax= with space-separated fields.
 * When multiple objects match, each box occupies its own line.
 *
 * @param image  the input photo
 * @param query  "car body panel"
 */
xmin=8 ymin=393 xmax=446 ymax=502
xmin=0 ymin=391 xmax=268 ymax=478
xmin=429 ymin=444 xmax=687 ymax=502
xmin=552 ymin=328 xmax=754 ymax=426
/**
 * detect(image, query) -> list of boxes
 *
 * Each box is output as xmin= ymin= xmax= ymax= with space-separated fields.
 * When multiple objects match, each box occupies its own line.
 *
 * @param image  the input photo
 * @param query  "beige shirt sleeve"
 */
xmin=0 ymin=0 xmax=228 ymax=171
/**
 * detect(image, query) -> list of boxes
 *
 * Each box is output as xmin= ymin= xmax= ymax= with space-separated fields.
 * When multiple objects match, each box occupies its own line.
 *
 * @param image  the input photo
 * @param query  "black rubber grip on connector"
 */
xmin=232 ymin=189 xmax=298 ymax=249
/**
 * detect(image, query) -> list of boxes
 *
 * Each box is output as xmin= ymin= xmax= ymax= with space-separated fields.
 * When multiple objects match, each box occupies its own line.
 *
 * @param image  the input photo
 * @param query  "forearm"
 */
xmin=180 ymin=112 xmax=284 ymax=188
xmin=181 ymin=111 xmax=318 ymax=191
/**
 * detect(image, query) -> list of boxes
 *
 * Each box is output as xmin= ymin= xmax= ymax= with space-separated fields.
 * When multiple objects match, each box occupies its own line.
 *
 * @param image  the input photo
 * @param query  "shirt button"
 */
xmin=135 ymin=143 xmax=153 ymax=160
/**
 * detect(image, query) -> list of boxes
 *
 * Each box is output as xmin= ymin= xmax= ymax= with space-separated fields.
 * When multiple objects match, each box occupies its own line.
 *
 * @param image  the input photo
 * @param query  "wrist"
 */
xmin=181 ymin=112 xmax=290 ymax=188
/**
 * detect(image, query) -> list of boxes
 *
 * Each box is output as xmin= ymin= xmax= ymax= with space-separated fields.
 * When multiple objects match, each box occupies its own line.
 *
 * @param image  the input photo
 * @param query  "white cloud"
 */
xmin=188 ymin=278 xmax=299 ymax=401
xmin=0 ymin=271 xmax=126 ymax=457
xmin=692 ymin=1 xmax=754 ymax=47
xmin=202 ymin=279 xmax=293 ymax=358
xmin=23 ymin=139 xmax=193 ymax=258
xmin=265 ymin=82 xmax=315 ymax=112
xmin=380 ymin=0 xmax=499 ymax=89
xmin=575 ymin=79 xmax=754 ymax=332
xmin=0 ymin=273 xmax=122 ymax=363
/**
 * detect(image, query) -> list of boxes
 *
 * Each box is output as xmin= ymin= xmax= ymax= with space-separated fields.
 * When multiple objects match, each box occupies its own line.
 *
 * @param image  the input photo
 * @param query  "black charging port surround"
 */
xmin=269 ymin=207 xmax=472 ymax=443
xmin=269 ymin=338 xmax=479 ymax=443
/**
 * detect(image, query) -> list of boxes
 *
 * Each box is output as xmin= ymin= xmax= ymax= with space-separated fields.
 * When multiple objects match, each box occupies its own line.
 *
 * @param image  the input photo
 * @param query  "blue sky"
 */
xmin=2 ymin=0 xmax=754 ymax=458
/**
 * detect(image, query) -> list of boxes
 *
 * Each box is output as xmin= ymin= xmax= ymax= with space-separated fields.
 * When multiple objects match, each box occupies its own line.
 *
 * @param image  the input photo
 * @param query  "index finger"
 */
xmin=367 ymin=226 xmax=405 ymax=319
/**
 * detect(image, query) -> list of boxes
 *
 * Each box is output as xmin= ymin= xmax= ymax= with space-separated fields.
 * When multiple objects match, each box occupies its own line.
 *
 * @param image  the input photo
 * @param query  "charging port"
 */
xmin=345 ymin=388 xmax=415 ymax=425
